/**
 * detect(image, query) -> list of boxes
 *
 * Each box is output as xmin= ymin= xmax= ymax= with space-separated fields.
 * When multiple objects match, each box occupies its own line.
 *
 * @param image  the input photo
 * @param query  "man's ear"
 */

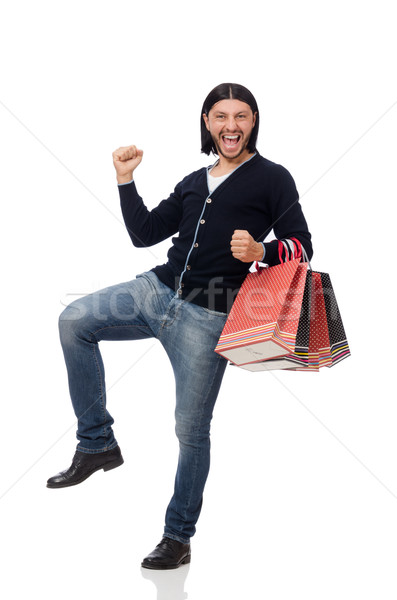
xmin=202 ymin=113 xmax=210 ymax=131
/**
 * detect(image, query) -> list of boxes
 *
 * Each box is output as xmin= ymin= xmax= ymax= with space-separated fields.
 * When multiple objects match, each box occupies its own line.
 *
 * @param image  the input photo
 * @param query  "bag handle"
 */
xmin=278 ymin=237 xmax=311 ymax=268
xmin=255 ymin=237 xmax=311 ymax=272
xmin=278 ymin=238 xmax=301 ymax=262
xmin=291 ymin=237 xmax=311 ymax=266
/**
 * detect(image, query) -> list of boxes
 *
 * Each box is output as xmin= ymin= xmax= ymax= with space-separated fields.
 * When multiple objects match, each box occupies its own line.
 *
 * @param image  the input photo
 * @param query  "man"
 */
xmin=47 ymin=83 xmax=313 ymax=569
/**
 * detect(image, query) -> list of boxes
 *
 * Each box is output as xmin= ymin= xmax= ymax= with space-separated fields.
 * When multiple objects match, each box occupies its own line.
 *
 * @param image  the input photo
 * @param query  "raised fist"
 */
xmin=112 ymin=145 xmax=143 ymax=184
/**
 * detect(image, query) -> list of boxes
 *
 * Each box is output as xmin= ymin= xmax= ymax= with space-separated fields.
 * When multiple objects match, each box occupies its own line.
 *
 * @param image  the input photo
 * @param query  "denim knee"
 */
xmin=58 ymin=302 xmax=87 ymax=347
xmin=175 ymin=416 xmax=211 ymax=446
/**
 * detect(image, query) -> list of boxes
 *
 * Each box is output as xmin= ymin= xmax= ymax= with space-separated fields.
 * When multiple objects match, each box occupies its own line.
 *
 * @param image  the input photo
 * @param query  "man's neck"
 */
xmin=210 ymin=151 xmax=255 ymax=177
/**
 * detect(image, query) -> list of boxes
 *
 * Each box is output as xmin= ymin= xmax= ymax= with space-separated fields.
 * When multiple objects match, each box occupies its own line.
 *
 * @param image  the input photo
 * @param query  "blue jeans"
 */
xmin=59 ymin=271 xmax=228 ymax=543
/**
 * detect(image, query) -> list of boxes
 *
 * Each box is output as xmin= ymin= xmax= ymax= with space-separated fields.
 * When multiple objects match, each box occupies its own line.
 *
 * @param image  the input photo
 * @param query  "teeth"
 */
xmin=224 ymin=135 xmax=239 ymax=139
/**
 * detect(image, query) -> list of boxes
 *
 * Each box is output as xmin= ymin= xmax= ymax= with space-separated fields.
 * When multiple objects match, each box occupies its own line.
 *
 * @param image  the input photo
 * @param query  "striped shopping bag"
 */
xmin=239 ymin=266 xmax=312 ymax=371
xmin=214 ymin=257 xmax=308 ymax=365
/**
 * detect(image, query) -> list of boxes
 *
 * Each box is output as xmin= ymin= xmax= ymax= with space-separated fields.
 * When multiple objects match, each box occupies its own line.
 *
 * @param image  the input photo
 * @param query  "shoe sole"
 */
xmin=46 ymin=457 xmax=124 ymax=489
xmin=141 ymin=554 xmax=191 ymax=570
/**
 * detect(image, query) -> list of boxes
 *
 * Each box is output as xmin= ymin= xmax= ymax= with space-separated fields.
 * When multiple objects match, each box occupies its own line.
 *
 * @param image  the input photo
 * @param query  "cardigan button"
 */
xmin=186 ymin=265 xmax=191 ymax=270
xmin=194 ymin=243 xmax=199 ymax=248
xmin=200 ymin=219 xmax=205 ymax=225
xmin=206 ymin=198 xmax=212 ymax=203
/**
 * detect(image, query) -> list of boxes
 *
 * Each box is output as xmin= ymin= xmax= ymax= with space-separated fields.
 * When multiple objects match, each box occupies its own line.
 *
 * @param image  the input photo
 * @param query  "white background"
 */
xmin=1 ymin=1 xmax=396 ymax=598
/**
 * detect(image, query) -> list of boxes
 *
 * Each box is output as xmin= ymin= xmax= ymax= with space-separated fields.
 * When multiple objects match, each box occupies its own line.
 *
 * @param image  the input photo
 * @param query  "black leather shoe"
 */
xmin=46 ymin=446 xmax=124 ymax=488
xmin=141 ymin=537 xmax=191 ymax=570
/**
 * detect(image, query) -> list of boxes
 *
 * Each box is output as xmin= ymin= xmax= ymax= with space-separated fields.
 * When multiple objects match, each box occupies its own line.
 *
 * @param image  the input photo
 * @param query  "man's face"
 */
xmin=203 ymin=99 xmax=257 ymax=161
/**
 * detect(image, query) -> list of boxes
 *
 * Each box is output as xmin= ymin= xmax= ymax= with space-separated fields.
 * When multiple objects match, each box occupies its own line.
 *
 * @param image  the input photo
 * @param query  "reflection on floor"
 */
xmin=141 ymin=564 xmax=190 ymax=600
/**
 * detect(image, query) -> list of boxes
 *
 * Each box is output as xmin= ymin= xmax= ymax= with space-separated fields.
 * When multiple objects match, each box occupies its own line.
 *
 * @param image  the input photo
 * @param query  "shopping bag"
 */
xmin=291 ymin=271 xmax=330 ymax=371
xmin=316 ymin=271 xmax=351 ymax=366
xmin=239 ymin=266 xmax=313 ymax=371
xmin=225 ymin=238 xmax=351 ymax=372
xmin=214 ymin=257 xmax=308 ymax=365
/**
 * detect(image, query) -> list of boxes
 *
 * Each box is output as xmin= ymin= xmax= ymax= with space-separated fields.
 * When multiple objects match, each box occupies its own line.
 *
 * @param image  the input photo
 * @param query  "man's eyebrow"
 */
xmin=213 ymin=110 xmax=250 ymax=115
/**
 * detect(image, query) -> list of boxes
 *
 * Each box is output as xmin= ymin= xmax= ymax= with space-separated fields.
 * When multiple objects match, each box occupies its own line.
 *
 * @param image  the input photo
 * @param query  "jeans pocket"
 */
xmin=201 ymin=307 xmax=228 ymax=318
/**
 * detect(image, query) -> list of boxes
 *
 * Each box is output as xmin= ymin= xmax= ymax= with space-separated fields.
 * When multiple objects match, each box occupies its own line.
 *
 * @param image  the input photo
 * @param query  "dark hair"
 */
xmin=200 ymin=82 xmax=260 ymax=156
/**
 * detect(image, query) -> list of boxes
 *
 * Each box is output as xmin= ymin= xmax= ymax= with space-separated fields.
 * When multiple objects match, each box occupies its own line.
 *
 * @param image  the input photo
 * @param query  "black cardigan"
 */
xmin=119 ymin=153 xmax=313 ymax=313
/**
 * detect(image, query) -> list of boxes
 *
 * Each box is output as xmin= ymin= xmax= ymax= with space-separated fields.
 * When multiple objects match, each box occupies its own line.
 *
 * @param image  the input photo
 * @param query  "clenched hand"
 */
xmin=112 ymin=145 xmax=143 ymax=184
xmin=230 ymin=230 xmax=264 ymax=263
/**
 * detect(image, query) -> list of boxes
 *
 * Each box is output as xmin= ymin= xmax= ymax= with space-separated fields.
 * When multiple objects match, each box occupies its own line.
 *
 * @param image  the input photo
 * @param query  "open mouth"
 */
xmin=222 ymin=134 xmax=241 ymax=148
